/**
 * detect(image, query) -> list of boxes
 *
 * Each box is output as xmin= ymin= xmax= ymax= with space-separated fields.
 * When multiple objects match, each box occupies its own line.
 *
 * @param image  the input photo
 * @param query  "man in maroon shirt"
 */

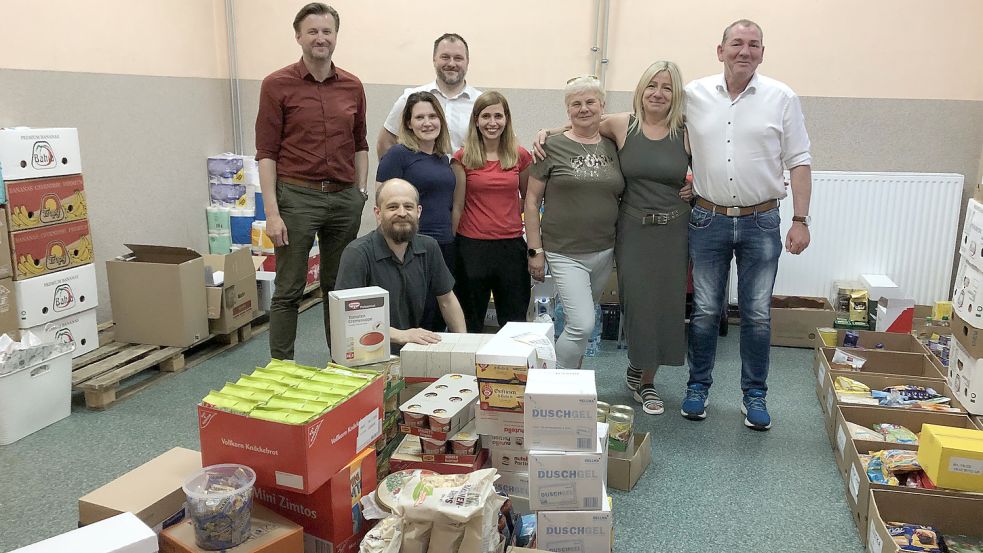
xmin=255 ymin=2 xmax=369 ymax=361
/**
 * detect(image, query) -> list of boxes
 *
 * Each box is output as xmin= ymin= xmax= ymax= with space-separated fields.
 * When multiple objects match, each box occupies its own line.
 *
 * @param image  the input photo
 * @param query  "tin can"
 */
xmin=610 ymin=404 xmax=635 ymax=419
xmin=607 ymin=411 xmax=633 ymax=452
xmin=596 ymin=408 xmax=608 ymax=422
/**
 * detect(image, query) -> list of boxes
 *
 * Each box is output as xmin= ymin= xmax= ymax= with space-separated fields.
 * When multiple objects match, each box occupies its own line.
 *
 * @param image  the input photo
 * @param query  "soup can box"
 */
xmin=328 ymin=286 xmax=390 ymax=367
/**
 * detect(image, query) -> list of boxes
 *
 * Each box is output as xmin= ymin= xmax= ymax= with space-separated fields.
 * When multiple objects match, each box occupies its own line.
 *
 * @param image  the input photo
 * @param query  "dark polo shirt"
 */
xmin=336 ymin=230 xmax=454 ymax=337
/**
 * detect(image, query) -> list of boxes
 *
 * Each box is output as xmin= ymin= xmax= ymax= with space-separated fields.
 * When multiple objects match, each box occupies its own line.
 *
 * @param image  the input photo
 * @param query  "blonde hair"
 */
xmin=461 ymin=91 xmax=519 ymax=170
xmin=397 ymin=91 xmax=452 ymax=156
xmin=631 ymin=61 xmax=686 ymax=139
xmin=564 ymin=76 xmax=605 ymax=105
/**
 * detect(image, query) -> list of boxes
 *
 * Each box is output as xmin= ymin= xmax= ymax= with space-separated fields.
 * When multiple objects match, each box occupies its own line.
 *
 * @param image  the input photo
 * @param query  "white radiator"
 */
xmin=727 ymin=171 xmax=964 ymax=305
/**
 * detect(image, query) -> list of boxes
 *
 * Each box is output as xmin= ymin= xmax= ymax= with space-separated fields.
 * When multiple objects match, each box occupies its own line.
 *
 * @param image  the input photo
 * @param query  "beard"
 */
xmin=383 ymin=218 xmax=418 ymax=244
xmin=437 ymin=68 xmax=463 ymax=86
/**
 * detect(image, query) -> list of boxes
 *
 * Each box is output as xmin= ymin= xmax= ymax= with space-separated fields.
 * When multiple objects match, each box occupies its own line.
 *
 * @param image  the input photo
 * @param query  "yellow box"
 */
xmin=476 ymin=363 xmax=528 ymax=383
xmin=917 ymin=424 xmax=983 ymax=492
xmin=478 ymin=381 xmax=525 ymax=412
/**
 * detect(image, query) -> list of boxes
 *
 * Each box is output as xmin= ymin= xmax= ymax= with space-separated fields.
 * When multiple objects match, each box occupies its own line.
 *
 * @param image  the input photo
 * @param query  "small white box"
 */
xmin=328 ymin=286 xmax=389 ymax=366
xmin=493 ymin=470 xmax=529 ymax=499
xmin=21 ymin=307 xmax=98 ymax=358
xmin=498 ymin=321 xmax=556 ymax=369
xmin=482 ymin=434 xmax=524 ymax=450
xmin=528 ymin=426 xmax=607 ymax=512
xmin=489 ymin=446 xmax=528 ymax=471
xmin=0 ymin=348 xmax=72 ymax=445
xmin=948 ymin=338 xmax=983 ymax=415
xmin=475 ymin=333 xmax=537 ymax=376
xmin=524 ymin=369 xmax=598 ymax=451
xmin=960 ymin=199 xmax=983 ymax=272
xmin=475 ymin=408 xmax=524 ymax=437
xmin=428 ymin=337 xmax=457 ymax=376
xmin=953 ymin=258 xmax=983 ymax=329
xmin=536 ymin=492 xmax=613 ymax=553
xmin=450 ymin=334 xmax=494 ymax=373
xmin=860 ymin=274 xmax=902 ymax=301
xmin=0 ymin=127 xmax=82 ymax=182
xmin=15 ymin=263 xmax=98 ymax=328
xmin=10 ymin=512 xmax=157 ymax=553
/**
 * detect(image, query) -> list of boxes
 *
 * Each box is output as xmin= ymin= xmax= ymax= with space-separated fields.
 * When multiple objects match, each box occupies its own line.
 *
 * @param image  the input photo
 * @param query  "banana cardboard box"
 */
xmin=0 ymin=127 xmax=82 ymax=183
xmin=9 ymin=219 xmax=93 ymax=280
xmin=0 ymin=208 xmax=12 ymax=279
xmin=15 ymin=264 xmax=98 ymax=328
xmin=4 ymin=174 xmax=87 ymax=231
xmin=20 ymin=307 xmax=98 ymax=358
xmin=0 ymin=278 xmax=18 ymax=338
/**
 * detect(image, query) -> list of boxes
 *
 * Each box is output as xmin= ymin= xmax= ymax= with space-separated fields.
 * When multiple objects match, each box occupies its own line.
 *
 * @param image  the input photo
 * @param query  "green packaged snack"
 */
xmin=249 ymin=407 xmax=314 ymax=424
xmin=266 ymin=397 xmax=333 ymax=414
xmin=235 ymin=375 xmax=290 ymax=394
xmin=263 ymin=360 xmax=320 ymax=378
xmin=323 ymin=364 xmax=377 ymax=380
xmin=202 ymin=392 xmax=260 ymax=414
xmin=296 ymin=380 xmax=358 ymax=396
xmin=308 ymin=373 xmax=367 ymax=390
xmin=219 ymin=383 xmax=276 ymax=402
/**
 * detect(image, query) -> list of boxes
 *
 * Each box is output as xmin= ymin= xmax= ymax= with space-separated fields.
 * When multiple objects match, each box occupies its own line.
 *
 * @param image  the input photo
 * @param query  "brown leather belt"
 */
xmin=620 ymin=203 xmax=684 ymax=225
xmin=279 ymin=175 xmax=353 ymax=193
xmin=695 ymin=197 xmax=778 ymax=217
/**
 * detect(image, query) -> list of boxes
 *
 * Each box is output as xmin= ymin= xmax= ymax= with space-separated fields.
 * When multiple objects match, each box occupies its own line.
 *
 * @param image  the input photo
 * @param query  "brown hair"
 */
xmin=461 ymin=91 xmax=520 ymax=170
xmin=293 ymin=3 xmax=340 ymax=33
xmin=398 ymin=92 xmax=452 ymax=156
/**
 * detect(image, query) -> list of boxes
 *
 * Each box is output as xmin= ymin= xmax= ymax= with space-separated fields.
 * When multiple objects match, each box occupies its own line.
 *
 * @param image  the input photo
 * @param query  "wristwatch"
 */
xmin=792 ymin=215 xmax=811 ymax=227
xmin=528 ymin=247 xmax=544 ymax=258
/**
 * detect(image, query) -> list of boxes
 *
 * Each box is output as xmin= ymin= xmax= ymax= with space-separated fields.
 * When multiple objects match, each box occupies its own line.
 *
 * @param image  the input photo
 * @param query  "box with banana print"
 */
xmin=9 ymin=219 xmax=94 ymax=280
xmin=4 ymin=174 xmax=87 ymax=231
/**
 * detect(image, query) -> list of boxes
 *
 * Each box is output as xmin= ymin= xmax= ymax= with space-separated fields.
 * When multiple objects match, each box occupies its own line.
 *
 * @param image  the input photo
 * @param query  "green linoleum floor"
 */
xmin=0 ymin=310 xmax=861 ymax=552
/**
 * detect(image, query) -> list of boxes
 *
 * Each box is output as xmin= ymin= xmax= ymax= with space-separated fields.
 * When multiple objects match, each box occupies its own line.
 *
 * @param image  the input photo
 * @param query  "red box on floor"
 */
xmin=198 ymin=376 xmax=383 ymax=494
xmin=254 ymin=448 xmax=376 ymax=553
xmin=306 ymin=252 xmax=320 ymax=287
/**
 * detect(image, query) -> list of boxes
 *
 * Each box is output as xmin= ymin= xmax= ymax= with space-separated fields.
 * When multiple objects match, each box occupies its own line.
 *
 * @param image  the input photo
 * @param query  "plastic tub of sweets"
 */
xmin=182 ymin=464 xmax=256 ymax=550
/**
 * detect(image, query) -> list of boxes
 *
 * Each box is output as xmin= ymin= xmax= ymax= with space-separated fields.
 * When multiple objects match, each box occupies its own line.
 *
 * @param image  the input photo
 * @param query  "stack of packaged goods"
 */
xmin=206 ymin=154 xmax=260 ymax=253
xmin=0 ymin=128 xmax=99 ymax=358
xmin=524 ymin=369 xmax=614 ymax=553
xmin=949 ymin=196 xmax=983 ymax=418
xmin=361 ymin=355 xmax=404 ymax=482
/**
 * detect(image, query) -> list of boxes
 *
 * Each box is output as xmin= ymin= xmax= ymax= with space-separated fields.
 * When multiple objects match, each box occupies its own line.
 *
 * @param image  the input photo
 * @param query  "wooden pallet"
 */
xmin=72 ymin=287 xmax=324 ymax=409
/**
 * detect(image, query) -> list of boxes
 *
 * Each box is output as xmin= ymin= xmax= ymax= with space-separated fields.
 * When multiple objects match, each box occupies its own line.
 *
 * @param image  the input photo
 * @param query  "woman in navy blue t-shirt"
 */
xmin=376 ymin=91 xmax=456 ymax=330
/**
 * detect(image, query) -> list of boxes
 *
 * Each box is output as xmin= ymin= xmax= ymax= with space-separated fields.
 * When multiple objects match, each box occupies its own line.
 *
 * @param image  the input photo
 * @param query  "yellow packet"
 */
xmin=295 ymin=380 xmax=358 ymax=396
xmin=266 ymin=397 xmax=333 ymax=414
xmin=236 ymin=375 xmax=290 ymax=394
xmin=308 ymin=372 xmax=367 ymax=389
xmin=249 ymin=407 xmax=314 ymax=424
xmin=834 ymin=376 xmax=870 ymax=395
xmin=263 ymin=360 xmax=320 ymax=378
xmin=323 ymin=364 xmax=377 ymax=380
xmin=202 ymin=392 xmax=260 ymax=414
xmin=219 ymin=383 xmax=276 ymax=402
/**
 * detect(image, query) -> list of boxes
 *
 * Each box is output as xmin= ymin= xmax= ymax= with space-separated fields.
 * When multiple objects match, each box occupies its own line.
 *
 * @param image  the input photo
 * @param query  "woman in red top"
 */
xmin=451 ymin=91 xmax=533 ymax=332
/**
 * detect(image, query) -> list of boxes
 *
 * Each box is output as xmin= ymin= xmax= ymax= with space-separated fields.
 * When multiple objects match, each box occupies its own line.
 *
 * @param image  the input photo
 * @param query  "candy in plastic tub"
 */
xmin=182 ymin=464 xmax=256 ymax=550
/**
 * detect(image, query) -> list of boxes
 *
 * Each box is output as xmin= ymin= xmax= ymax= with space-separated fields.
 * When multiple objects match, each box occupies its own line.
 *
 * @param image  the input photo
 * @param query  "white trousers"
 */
xmin=546 ymin=248 xmax=614 ymax=369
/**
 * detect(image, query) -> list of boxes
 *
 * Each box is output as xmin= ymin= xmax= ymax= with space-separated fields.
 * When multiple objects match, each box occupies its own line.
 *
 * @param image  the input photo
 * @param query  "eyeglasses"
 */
xmin=566 ymin=75 xmax=599 ymax=84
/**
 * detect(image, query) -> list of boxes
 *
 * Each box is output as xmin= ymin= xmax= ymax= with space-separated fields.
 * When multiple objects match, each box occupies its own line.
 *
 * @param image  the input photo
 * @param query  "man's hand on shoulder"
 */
xmin=785 ymin=223 xmax=810 ymax=254
xmin=391 ymin=327 xmax=441 ymax=346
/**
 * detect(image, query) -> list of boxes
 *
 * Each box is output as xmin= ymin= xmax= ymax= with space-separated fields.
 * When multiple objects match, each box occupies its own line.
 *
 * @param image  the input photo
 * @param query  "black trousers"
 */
xmin=455 ymin=235 xmax=531 ymax=333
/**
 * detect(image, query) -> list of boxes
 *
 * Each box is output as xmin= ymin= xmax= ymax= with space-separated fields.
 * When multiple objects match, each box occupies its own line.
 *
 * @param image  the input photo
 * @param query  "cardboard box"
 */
xmin=107 ymin=245 xmax=208 ymax=347
xmin=960 ymin=197 xmax=983 ymax=271
xmin=874 ymin=297 xmax=915 ymax=333
xmin=198 ymin=375 xmax=383 ymax=494
xmin=0 ymin=208 xmax=13 ymax=279
xmin=528 ymin=424 xmax=607 ymax=511
xmin=476 ymin=334 xmax=537 ymax=382
xmin=770 ymin=295 xmax=835 ymax=348
xmin=475 ymin=408 xmax=524 ymax=438
xmin=947 ymin=337 xmax=983 ymax=415
xmin=22 ymin=306 xmax=98 ymax=358
xmin=14 ymin=262 xmax=98 ymax=328
xmin=489 ymin=446 xmax=528 ymax=472
xmin=78 ymin=447 xmax=201 ymax=530
xmin=9 ymin=219 xmax=92 ymax=280
xmin=831 ymin=405 xmax=977 ymax=477
xmin=0 ymin=277 xmax=18 ymax=338
xmin=493 ymin=469 xmax=529 ymax=499
xmin=816 ymin=347 xmax=944 ymax=391
xmin=953 ymin=257 xmax=983 ymax=330
xmin=524 ymin=369 xmax=598 ymax=452
xmin=306 ymin=249 xmax=320 ymax=288
xmin=497 ymin=321 xmax=557 ymax=369
xmin=392 ymin=431 xmax=481 ymax=464
xmin=859 ymin=274 xmax=902 ymax=301
xmin=918 ymin=424 xmax=983 ymax=492
xmin=389 ymin=434 xmax=488 ymax=474
xmin=399 ymin=333 xmax=493 ymax=379
xmin=814 ymin=328 xmax=944 ymax=375
xmin=328 ymin=286 xmax=390 ymax=366
xmin=160 ymin=504 xmax=303 ymax=553
xmin=867 ymin=489 xmax=983 ymax=553
xmin=0 ymin=127 xmax=82 ymax=182
xmin=399 ymin=373 xmax=478 ymax=440
xmin=10 ymin=512 xmax=156 ymax=553
xmin=254 ymin=448 xmax=375 ymax=552
xmin=4 ymin=174 xmax=88 ymax=231
xmin=204 ymin=247 xmax=258 ymax=334
xmin=951 ymin=311 xmax=983 ymax=358
xmin=607 ymin=432 xmax=652 ymax=491
xmin=536 ymin=494 xmax=612 ymax=553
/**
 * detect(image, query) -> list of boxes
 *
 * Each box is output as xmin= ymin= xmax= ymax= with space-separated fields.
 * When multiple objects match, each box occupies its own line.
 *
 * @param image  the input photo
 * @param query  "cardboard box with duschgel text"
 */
xmin=524 ymin=369 xmax=597 ymax=451
xmin=4 ymin=174 xmax=88 ymax=231
xmin=198 ymin=375 xmax=382 ymax=494
xmin=770 ymin=296 xmax=835 ymax=348
xmin=9 ymin=219 xmax=92 ymax=280
xmin=0 ymin=127 xmax=82 ymax=182
xmin=528 ymin=424 xmax=608 ymax=512
xmin=328 ymin=286 xmax=389 ymax=366
xmin=204 ymin=247 xmax=258 ymax=335
xmin=15 ymin=263 xmax=98 ymax=328
xmin=78 ymin=447 xmax=202 ymax=531
xmin=536 ymin=494 xmax=613 ymax=553
xmin=106 ymin=245 xmax=208 ymax=347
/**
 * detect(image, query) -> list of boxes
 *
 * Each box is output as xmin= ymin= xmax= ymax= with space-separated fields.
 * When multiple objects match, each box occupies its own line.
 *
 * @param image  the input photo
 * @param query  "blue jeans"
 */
xmin=687 ymin=205 xmax=781 ymax=392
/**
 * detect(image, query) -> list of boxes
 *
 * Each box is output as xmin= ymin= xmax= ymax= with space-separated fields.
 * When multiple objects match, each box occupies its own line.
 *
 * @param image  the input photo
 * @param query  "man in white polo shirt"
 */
xmin=681 ymin=19 xmax=813 ymax=431
xmin=376 ymin=33 xmax=480 ymax=158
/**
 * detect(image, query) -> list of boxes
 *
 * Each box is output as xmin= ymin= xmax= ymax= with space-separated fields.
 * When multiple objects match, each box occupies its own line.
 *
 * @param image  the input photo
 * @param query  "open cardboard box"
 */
xmin=770 ymin=295 xmax=835 ymax=348
xmin=815 ymin=347 xmax=945 ymax=401
xmin=867 ymin=489 xmax=983 ymax=552
xmin=204 ymin=247 xmax=257 ymax=335
xmin=814 ymin=329 xmax=943 ymax=374
xmin=160 ymin=504 xmax=303 ymax=553
xmin=607 ymin=432 xmax=652 ymax=491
